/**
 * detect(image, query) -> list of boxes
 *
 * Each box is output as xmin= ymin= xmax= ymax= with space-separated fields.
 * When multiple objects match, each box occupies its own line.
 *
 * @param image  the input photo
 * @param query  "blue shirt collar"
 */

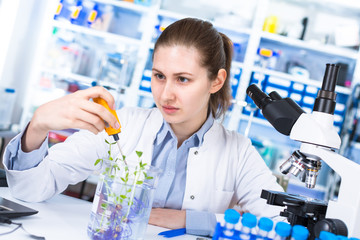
xmin=154 ymin=114 xmax=214 ymax=147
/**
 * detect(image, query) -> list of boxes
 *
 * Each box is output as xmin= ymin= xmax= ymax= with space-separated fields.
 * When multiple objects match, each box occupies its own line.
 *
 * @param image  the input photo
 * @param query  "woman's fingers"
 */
xmin=78 ymin=86 xmax=116 ymax=110
xmin=79 ymin=100 xmax=119 ymax=130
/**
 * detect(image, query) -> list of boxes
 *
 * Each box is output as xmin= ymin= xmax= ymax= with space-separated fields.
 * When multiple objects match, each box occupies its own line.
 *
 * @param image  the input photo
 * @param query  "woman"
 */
xmin=3 ymin=18 xmax=283 ymax=235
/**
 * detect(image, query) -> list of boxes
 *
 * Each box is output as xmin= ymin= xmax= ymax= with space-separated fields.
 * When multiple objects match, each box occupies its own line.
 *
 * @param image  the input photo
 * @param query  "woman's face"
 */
xmin=151 ymin=45 xmax=217 ymax=131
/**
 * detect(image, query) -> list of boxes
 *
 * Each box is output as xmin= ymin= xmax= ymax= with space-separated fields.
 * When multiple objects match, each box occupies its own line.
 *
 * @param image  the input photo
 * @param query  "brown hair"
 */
xmin=153 ymin=18 xmax=233 ymax=119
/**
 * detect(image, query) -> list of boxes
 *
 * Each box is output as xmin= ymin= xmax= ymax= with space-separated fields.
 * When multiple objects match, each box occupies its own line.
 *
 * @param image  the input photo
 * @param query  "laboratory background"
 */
xmin=1 ymin=0 xmax=360 ymax=237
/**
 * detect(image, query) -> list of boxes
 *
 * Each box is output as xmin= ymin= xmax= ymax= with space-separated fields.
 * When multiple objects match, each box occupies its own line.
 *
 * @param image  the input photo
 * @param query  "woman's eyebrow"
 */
xmin=173 ymin=72 xmax=193 ymax=77
xmin=152 ymin=68 xmax=193 ymax=77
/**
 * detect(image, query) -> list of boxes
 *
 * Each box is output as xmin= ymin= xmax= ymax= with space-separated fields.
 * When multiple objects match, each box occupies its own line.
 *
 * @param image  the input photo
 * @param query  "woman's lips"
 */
xmin=162 ymin=105 xmax=179 ymax=114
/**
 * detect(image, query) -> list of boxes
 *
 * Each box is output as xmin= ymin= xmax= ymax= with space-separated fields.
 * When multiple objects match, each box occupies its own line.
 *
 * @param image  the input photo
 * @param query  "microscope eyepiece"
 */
xmin=313 ymin=63 xmax=339 ymax=114
xmin=246 ymin=84 xmax=305 ymax=136
xmin=322 ymin=63 xmax=339 ymax=92
xmin=246 ymin=84 xmax=272 ymax=109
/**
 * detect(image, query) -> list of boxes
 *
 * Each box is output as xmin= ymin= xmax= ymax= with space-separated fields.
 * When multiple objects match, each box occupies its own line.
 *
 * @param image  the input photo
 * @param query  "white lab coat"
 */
xmin=4 ymin=107 xmax=283 ymax=217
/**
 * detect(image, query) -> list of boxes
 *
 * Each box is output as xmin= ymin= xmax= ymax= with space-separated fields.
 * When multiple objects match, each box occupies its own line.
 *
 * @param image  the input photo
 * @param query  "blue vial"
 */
xmin=239 ymin=213 xmax=257 ymax=240
xmin=274 ymin=222 xmax=292 ymax=240
xmin=220 ymin=209 xmax=240 ymax=239
xmin=291 ymin=225 xmax=309 ymax=240
xmin=337 ymin=235 xmax=349 ymax=240
xmin=319 ymin=231 xmax=337 ymax=240
xmin=256 ymin=217 xmax=273 ymax=240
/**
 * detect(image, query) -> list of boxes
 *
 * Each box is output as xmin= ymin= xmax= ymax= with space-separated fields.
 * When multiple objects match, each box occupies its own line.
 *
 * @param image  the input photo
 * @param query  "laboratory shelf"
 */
xmin=137 ymin=89 xmax=154 ymax=98
xmin=252 ymin=66 xmax=352 ymax=95
xmin=42 ymin=68 xmax=130 ymax=93
xmin=157 ymin=9 xmax=193 ymax=21
xmin=261 ymin=32 xmax=359 ymax=60
xmin=42 ymin=68 xmax=95 ymax=86
xmin=92 ymin=0 xmax=152 ymax=13
xmin=232 ymin=61 xmax=244 ymax=69
xmin=52 ymin=20 xmax=142 ymax=46
xmin=157 ymin=9 xmax=252 ymax=36
xmin=238 ymin=114 xmax=272 ymax=127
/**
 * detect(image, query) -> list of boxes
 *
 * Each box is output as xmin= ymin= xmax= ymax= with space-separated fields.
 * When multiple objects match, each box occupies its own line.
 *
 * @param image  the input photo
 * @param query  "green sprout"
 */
xmin=93 ymin=139 xmax=153 ymax=233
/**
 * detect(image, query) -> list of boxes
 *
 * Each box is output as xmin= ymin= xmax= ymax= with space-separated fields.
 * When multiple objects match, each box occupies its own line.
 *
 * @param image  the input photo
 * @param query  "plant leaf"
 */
xmin=136 ymin=181 xmax=143 ymax=185
xmin=94 ymin=159 xmax=102 ymax=166
xmin=136 ymin=151 xmax=143 ymax=158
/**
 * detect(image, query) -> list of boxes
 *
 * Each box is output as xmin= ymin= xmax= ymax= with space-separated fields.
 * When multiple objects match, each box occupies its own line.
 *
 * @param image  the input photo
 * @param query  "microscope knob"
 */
xmin=313 ymin=218 xmax=348 ymax=238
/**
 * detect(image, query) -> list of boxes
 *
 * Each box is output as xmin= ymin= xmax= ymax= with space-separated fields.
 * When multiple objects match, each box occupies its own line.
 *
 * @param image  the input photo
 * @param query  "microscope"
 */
xmin=246 ymin=64 xmax=360 ymax=238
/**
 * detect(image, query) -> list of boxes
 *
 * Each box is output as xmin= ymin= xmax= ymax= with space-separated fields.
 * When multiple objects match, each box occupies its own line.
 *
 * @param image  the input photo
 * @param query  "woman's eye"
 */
xmin=178 ymin=77 xmax=189 ymax=83
xmin=155 ymin=73 xmax=165 ymax=80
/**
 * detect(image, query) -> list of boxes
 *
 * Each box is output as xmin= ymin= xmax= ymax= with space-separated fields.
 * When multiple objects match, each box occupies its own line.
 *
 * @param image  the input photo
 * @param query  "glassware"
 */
xmin=87 ymin=158 xmax=161 ymax=240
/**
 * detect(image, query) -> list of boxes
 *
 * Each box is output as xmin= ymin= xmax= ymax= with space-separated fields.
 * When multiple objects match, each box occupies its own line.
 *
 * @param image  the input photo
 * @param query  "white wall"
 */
xmin=0 ymin=0 xmax=57 ymax=125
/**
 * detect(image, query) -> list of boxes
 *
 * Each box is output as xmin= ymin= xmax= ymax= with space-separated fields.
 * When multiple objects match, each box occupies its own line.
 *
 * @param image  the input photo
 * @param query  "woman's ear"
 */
xmin=210 ymin=69 xmax=227 ymax=94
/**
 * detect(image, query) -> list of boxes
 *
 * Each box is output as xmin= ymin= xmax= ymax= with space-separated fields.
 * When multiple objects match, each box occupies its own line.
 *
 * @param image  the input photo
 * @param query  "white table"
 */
xmin=0 ymin=187 xmax=207 ymax=240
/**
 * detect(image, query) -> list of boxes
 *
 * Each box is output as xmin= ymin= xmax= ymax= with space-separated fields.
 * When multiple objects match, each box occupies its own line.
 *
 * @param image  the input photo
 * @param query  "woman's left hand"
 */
xmin=149 ymin=208 xmax=186 ymax=229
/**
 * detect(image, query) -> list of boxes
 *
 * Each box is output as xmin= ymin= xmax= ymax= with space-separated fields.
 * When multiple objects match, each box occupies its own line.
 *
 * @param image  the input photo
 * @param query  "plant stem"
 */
xmin=125 ymin=166 xmax=141 ymax=220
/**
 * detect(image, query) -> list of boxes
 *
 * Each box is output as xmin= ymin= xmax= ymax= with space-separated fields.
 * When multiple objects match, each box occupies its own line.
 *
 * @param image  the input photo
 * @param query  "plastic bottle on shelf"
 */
xmin=255 ymin=217 xmax=273 ymax=240
xmin=87 ymin=3 xmax=98 ymax=27
xmin=70 ymin=0 xmax=86 ymax=25
xmin=273 ymin=222 xmax=292 ymax=240
xmin=54 ymin=0 xmax=64 ymax=20
xmin=291 ymin=225 xmax=309 ymax=240
xmin=0 ymin=88 xmax=16 ymax=130
xmin=239 ymin=213 xmax=257 ymax=240
xmin=219 ymin=209 xmax=241 ymax=240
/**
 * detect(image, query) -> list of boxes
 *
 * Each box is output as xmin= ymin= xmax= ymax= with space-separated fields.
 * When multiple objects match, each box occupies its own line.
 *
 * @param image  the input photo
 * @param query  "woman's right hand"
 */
xmin=21 ymin=86 xmax=119 ymax=152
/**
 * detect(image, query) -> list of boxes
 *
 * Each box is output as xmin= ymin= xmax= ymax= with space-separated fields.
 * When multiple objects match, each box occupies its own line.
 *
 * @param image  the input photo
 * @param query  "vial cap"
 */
xmin=319 ymin=231 xmax=336 ymax=240
xmin=258 ymin=217 xmax=273 ymax=232
xmin=5 ymin=88 xmax=15 ymax=93
xmin=275 ymin=222 xmax=291 ymax=237
xmin=337 ymin=236 xmax=348 ymax=240
xmin=224 ymin=209 xmax=240 ymax=224
xmin=292 ymin=225 xmax=309 ymax=240
xmin=241 ymin=213 xmax=257 ymax=228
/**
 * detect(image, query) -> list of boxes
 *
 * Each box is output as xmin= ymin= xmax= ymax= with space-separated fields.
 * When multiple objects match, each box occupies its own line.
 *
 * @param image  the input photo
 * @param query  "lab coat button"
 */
xmin=194 ymin=151 xmax=198 ymax=155
xmin=190 ymin=195 xmax=195 ymax=200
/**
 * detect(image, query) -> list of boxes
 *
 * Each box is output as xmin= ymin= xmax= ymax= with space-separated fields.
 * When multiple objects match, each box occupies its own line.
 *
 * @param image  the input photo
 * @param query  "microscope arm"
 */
xmin=299 ymin=143 xmax=360 ymax=237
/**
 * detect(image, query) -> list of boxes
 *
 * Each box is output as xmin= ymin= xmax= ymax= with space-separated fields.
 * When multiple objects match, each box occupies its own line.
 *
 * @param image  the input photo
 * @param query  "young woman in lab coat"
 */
xmin=3 ymin=18 xmax=283 ymax=235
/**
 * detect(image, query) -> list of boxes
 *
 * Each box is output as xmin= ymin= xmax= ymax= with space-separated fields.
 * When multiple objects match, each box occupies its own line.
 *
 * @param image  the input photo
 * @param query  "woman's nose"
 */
xmin=161 ymin=81 xmax=176 ymax=101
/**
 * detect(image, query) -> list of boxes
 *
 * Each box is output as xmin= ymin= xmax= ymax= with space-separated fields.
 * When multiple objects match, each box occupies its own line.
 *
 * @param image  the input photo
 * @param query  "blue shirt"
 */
xmin=151 ymin=114 xmax=216 ymax=236
xmin=7 ymin=115 xmax=217 ymax=236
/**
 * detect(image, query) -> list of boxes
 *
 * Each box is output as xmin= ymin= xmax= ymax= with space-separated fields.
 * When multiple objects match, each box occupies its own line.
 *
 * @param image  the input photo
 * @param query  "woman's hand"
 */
xmin=149 ymin=208 xmax=186 ymax=229
xmin=22 ymin=86 xmax=119 ymax=152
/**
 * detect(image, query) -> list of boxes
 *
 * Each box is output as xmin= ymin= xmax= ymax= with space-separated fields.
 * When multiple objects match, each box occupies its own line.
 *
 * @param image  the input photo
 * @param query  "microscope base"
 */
xmin=326 ymin=200 xmax=360 ymax=237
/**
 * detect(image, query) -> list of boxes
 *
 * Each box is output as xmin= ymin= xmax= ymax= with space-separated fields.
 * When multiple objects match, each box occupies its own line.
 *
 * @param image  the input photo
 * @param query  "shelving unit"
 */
xmin=11 ymin=0 xmax=360 ymax=158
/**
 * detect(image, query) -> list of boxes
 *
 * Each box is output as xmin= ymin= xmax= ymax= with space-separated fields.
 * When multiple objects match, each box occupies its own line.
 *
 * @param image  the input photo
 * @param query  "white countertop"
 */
xmin=0 ymin=187 xmax=207 ymax=240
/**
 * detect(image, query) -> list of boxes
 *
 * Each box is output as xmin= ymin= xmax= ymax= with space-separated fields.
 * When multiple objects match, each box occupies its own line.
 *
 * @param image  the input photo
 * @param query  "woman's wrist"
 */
xmin=21 ymin=115 xmax=49 ymax=152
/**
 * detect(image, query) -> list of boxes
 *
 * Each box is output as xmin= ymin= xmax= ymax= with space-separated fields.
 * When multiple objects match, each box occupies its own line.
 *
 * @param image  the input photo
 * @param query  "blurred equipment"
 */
xmin=299 ymin=17 xmax=308 ymax=41
xmin=255 ymin=47 xmax=281 ymax=69
xmin=0 ymin=88 xmax=16 ymax=130
xmin=286 ymin=61 xmax=310 ymax=79
xmin=247 ymin=64 xmax=360 ymax=237
xmin=335 ymin=62 xmax=349 ymax=87
xmin=263 ymin=15 xmax=279 ymax=33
